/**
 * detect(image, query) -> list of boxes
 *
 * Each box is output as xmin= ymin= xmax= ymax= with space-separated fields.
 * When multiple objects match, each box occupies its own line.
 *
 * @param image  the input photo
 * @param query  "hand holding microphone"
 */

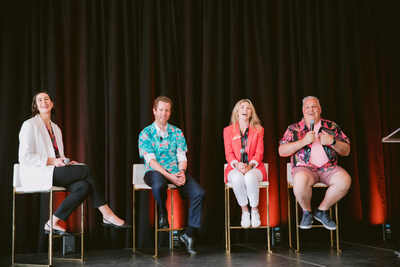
xmin=303 ymin=119 xmax=316 ymax=145
xmin=63 ymin=158 xmax=71 ymax=164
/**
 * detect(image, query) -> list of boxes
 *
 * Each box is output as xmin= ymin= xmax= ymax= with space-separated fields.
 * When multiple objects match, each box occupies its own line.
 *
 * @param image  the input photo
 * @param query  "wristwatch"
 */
xmin=331 ymin=137 xmax=336 ymax=146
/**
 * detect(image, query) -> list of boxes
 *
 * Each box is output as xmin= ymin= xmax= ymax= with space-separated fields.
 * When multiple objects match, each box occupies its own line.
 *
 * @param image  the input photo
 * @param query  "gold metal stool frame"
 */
xmin=286 ymin=163 xmax=340 ymax=252
xmin=224 ymin=163 xmax=271 ymax=254
xmin=12 ymin=164 xmax=84 ymax=266
xmin=132 ymin=164 xmax=183 ymax=258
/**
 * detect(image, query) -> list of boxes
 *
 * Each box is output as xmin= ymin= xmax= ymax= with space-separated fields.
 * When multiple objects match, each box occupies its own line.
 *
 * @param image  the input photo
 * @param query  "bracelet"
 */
xmin=179 ymin=169 xmax=186 ymax=173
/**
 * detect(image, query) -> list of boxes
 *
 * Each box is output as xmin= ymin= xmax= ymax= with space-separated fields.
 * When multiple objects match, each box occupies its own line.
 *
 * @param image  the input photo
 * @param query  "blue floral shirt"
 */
xmin=138 ymin=122 xmax=188 ymax=174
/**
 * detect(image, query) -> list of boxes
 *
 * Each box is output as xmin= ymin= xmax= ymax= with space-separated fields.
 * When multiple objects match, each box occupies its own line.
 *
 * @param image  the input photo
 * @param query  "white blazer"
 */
xmin=18 ymin=115 xmax=65 ymax=190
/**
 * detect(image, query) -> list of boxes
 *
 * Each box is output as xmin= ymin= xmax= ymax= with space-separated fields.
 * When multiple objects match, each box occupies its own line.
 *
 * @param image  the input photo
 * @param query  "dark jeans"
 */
xmin=144 ymin=171 xmax=206 ymax=228
xmin=53 ymin=165 xmax=106 ymax=221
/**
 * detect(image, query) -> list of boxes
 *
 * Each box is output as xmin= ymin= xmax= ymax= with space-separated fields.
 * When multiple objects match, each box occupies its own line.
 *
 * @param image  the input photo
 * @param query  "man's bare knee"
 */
xmin=329 ymin=172 xmax=351 ymax=192
xmin=293 ymin=172 xmax=314 ymax=188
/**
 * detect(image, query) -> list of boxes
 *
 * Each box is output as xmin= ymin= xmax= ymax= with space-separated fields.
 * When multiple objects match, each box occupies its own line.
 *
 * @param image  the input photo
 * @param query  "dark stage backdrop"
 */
xmin=1 ymin=0 xmax=400 ymax=254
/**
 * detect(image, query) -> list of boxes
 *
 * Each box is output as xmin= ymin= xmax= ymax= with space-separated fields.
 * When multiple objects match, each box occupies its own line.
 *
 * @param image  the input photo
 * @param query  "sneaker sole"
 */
xmin=314 ymin=217 xmax=336 ymax=230
xmin=299 ymin=220 xmax=313 ymax=229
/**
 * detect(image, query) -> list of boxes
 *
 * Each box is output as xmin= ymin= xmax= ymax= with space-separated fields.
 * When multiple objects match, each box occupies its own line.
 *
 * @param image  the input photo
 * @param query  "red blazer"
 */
xmin=223 ymin=123 xmax=268 ymax=183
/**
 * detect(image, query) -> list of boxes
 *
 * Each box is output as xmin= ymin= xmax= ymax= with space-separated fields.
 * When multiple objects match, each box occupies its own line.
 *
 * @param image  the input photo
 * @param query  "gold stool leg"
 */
xmin=225 ymin=185 xmax=231 ymax=254
xmin=266 ymin=186 xmax=271 ymax=253
xmin=335 ymin=202 xmax=341 ymax=252
xmin=227 ymin=186 xmax=231 ymax=254
xmin=154 ymin=201 xmax=158 ymax=258
xmin=49 ymin=190 xmax=53 ymax=266
xmin=295 ymin=199 xmax=300 ymax=252
xmin=224 ymin=185 xmax=228 ymax=253
xmin=170 ymin=189 xmax=174 ymax=250
xmin=287 ymin=185 xmax=293 ymax=250
xmin=330 ymin=208 xmax=334 ymax=248
xmin=224 ymin=184 xmax=228 ymax=252
xmin=81 ymin=202 xmax=84 ymax=261
xmin=132 ymin=188 xmax=136 ymax=253
xmin=12 ymin=189 xmax=16 ymax=265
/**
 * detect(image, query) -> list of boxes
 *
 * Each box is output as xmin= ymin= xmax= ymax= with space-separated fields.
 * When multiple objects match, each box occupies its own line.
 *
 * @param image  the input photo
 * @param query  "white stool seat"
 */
xmin=15 ymin=186 xmax=67 ymax=193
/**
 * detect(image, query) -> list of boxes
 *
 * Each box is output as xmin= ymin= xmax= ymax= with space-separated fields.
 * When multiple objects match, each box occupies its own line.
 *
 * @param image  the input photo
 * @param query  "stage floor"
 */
xmin=4 ymin=240 xmax=400 ymax=266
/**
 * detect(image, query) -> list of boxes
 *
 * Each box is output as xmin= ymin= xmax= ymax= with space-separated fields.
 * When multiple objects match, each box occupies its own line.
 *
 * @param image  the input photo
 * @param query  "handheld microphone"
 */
xmin=63 ymin=158 xmax=70 ymax=164
xmin=310 ymin=119 xmax=315 ymax=131
xmin=240 ymin=148 xmax=245 ymax=163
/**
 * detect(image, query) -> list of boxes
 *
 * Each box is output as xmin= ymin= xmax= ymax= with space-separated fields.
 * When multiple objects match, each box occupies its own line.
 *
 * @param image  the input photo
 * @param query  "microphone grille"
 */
xmin=310 ymin=119 xmax=315 ymax=125
xmin=64 ymin=158 xmax=70 ymax=164
xmin=240 ymin=148 xmax=245 ymax=154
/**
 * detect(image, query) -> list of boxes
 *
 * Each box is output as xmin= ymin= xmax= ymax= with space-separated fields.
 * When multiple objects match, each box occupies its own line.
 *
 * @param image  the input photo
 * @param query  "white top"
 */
xmin=18 ymin=115 xmax=65 ymax=190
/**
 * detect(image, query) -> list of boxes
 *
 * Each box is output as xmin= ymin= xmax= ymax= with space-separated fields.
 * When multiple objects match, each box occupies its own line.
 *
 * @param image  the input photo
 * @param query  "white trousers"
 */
xmin=227 ymin=168 xmax=263 ymax=207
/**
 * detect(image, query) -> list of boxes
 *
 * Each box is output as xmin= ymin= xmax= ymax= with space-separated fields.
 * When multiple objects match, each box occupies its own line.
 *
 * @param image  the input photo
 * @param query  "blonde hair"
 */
xmin=230 ymin=99 xmax=262 ymax=132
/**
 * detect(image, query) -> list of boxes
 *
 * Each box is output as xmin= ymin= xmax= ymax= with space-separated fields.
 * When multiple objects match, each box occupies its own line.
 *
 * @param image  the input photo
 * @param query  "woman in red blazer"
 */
xmin=223 ymin=99 xmax=267 ymax=228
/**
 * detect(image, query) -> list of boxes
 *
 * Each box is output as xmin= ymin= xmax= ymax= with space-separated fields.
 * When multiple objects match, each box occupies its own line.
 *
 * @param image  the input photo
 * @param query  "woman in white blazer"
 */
xmin=18 ymin=91 xmax=131 ymax=235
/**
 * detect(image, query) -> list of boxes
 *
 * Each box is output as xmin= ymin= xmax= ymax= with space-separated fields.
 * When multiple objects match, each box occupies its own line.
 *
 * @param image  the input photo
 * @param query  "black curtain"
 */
xmin=1 ymin=0 xmax=400 ymax=254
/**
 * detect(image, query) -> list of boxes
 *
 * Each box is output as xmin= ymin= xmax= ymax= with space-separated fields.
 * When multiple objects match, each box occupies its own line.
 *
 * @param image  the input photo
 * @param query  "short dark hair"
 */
xmin=153 ymin=96 xmax=173 ymax=110
xmin=31 ymin=91 xmax=56 ymax=117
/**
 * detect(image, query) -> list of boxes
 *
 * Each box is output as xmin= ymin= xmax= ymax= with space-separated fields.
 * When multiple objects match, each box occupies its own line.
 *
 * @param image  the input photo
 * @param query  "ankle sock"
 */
xmin=303 ymin=210 xmax=311 ymax=215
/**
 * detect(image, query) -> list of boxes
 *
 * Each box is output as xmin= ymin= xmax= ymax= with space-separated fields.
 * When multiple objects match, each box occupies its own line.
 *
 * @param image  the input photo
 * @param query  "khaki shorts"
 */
xmin=292 ymin=165 xmax=347 ymax=185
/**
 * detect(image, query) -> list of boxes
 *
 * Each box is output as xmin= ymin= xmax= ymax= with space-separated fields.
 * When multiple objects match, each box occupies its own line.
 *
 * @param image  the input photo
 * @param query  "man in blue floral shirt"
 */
xmin=138 ymin=96 xmax=205 ymax=255
xmin=279 ymin=96 xmax=351 ymax=231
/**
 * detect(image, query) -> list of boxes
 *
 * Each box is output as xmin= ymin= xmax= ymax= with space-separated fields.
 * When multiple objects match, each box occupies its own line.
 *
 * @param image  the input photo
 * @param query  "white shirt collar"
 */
xmin=154 ymin=122 xmax=169 ymax=138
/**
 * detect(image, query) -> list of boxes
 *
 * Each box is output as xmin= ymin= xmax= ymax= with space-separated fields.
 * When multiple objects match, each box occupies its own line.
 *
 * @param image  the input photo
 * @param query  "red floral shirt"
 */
xmin=279 ymin=118 xmax=350 ymax=171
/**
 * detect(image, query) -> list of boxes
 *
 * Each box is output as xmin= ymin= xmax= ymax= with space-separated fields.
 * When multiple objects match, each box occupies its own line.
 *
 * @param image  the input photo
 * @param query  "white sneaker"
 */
xmin=251 ymin=210 xmax=261 ymax=228
xmin=241 ymin=211 xmax=251 ymax=228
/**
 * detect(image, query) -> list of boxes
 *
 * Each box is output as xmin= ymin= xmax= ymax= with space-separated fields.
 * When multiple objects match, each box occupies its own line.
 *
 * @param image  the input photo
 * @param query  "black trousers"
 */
xmin=52 ymin=165 xmax=106 ymax=221
xmin=144 ymin=171 xmax=206 ymax=228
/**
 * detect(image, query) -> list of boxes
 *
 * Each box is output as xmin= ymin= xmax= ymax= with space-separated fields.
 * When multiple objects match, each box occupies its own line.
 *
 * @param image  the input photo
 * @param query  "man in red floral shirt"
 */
xmin=279 ymin=96 xmax=351 ymax=230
